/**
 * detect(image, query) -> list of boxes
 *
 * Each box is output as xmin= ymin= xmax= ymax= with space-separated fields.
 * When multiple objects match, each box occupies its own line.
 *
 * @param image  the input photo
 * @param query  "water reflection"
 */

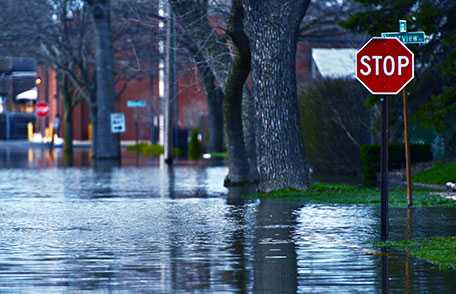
xmin=376 ymin=207 xmax=456 ymax=293
xmin=254 ymin=200 xmax=300 ymax=293
xmin=1 ymin=146 xmax=456 ymax=292
xmin=381 ymin=248 xmax=389 ymax=294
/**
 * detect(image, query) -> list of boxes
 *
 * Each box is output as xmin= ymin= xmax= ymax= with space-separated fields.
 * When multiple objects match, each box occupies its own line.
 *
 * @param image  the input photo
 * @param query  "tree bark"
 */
xmin=205 ymin=73 xmax=225 ymax=153
xmin=242 ymin=88 xmax=258 ymax=182
xmin=223 ymin=0 xmax=252 ymax=185
xmin=61 ymin=75 xmax=73 ymax=158
xmin=88 ymin=0 xmax=120 ymax=160
xmin=164 ymin=7 xmax=177 ymax=164
xmin=243 ymin=0 xmax=310 ymax=192
xmin=192 ymin=51 xmax=225 ymax=153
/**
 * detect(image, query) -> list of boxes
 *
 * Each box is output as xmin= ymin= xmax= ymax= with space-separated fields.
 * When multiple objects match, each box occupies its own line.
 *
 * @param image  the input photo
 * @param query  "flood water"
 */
xmin=0 ymin=143 xmax=456 ymax=293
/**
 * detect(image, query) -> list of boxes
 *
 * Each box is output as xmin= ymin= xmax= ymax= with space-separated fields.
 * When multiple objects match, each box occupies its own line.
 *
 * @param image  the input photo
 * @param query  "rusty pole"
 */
xmin=402 ymin=90 xmax=413 ymax=207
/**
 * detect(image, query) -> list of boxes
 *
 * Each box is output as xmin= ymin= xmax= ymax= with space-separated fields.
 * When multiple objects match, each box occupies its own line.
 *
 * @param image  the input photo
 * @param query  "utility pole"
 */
xmin=164 ymin=3 xmax=176 ymax=164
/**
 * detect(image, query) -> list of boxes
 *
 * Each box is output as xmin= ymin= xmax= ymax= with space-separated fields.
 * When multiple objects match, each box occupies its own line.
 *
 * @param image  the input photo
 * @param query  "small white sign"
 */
xmin=110 ymin=113 xmax=126 ymax=134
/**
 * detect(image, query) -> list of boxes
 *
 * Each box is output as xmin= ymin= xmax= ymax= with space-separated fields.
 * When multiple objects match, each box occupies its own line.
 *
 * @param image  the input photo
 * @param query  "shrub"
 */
xmin=127 ymin=143 xmax=164 ymax=157
xmin=299 ymin=79 xmax=371 ymax=176
xmin=173 ymin=147 xmax=184 ymax=157
xmin=360 ymin=144 xmax=433 ymax=186
xmin=188 ymin=129 xmax=202 ymax=160
xmin=360 ymin=145 xmax=380 ymax=186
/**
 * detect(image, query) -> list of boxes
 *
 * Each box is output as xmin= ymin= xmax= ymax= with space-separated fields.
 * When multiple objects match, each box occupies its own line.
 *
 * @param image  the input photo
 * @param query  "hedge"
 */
xmin=299 ymin=79 xmax=371 ymax=175
xmin=188 ymin=129 xmax=202 ymax=160
xmin=361 ymin=144 xmax=433 ymax=186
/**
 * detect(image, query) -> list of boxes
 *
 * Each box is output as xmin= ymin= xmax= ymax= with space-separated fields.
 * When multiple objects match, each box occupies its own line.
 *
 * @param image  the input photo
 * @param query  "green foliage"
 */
xmin=414 ymin=161 xmax=456 ymax=185
xmin=378 ymin=237 xmax=456 ymax=271
xmin=188 ymin=129 xmax=202 ymax=160
xmin=344 ymin=0 xmax=456 ymax=157
xmin=248 ymin=182 xmax=455 ymax=208
xmin=299 ymin=79 xmax=370 ymax=175
xmin=341 ymin=0 xmax=416 ymax=36
xmin=360 ymin=145 xmax=379 ymax=186
xmin=308 ymin=183 xmax=366 ymax=193
xmin=127 ymin=143 xmax=164 ymax=157
xmin=173 ymin=147 xmax=184 ymax=158
xmin=360 ymin=144 xmax=433 ymax=186
xmin=127 ymin=143 xmax=183 ymax=158
xmin=209 ymin=152 xmax=228 ymax=159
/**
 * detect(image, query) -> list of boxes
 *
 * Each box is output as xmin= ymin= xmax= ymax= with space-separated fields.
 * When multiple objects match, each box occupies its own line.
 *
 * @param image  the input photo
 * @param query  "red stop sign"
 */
xmin=36 ymin=101 xmax=49 ymax=118
xmin=356 ymin=37 xmax=414 ymax=95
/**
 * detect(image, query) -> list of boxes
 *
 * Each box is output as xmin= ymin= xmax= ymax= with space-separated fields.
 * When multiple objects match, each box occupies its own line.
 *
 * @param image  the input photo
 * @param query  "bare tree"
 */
xmin=168 ymin=0 xmax=230 ymax=153
xmin=0 ymin=0 xmax=153 ymax=160
xmin=223 ymin=0 xmax=252 ymax=185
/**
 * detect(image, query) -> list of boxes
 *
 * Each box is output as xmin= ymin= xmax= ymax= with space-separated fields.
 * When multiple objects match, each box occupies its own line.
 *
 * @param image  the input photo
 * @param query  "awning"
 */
xmin=16 ymin=87 xmax=37 ymax=101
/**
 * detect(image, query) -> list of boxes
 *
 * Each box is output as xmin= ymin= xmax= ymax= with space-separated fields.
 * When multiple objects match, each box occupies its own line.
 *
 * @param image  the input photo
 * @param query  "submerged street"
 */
xmin=0 ymin=0 xmax=455 ymax=292
xmin=0 ymin=145 xmax=455 ymax=293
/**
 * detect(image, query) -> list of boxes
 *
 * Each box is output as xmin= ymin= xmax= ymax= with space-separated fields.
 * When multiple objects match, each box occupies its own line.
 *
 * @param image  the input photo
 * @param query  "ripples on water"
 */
xmin=0 ymin=146 xmax=455 ymax=292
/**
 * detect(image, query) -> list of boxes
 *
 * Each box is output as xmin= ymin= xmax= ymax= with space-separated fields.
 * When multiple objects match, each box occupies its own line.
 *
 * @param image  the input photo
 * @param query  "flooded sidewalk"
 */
xmin=0 ymin=145 xmax=455 ymax=292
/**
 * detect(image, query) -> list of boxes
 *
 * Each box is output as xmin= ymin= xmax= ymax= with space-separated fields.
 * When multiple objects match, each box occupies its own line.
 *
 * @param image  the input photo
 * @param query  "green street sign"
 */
xmin=381 ymin=31 xmax=427 ymax=44
xmin=127 ymin=100 xmax=146 ymax=108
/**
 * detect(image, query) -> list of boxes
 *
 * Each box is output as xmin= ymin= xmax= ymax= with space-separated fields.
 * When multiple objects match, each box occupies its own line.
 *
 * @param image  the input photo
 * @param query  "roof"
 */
xmin=16 ymin=87 xmax=37 ymax=100
xmin=312 ymin=48 xmax=356 ymax=79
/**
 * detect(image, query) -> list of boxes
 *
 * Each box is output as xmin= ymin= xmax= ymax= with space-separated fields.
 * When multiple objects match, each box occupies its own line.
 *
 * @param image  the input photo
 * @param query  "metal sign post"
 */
xmin=382 ymin=20 xmax=428 ymax=207
xmin=356 ymin=36 xmax=415 ymax=241
xmin=127 ymin=100 xmax=147 ymax=148
xmin=380 ymin=96 xmax=389 ymax=241
xmin=403 ymin=90 xmax=413 ymax=207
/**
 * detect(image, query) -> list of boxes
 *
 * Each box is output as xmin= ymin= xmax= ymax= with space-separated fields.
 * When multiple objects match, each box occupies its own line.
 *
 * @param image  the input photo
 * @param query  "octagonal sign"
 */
xmin=356 ymin=37 xmax=414 ymax=95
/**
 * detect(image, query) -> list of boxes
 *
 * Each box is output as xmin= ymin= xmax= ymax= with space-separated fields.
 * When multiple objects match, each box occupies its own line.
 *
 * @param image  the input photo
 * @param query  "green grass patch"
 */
xmin=414 ymin=162 xmax=456 ymax=185
xmin=248 ymin=183 xmax=456 ymax=208
xmin=378 ymin=237 xmax=456 ymax=271
xmin=209 ymin=152 xmax=228 ymax=159
xmin=127 ymin=143 xmax=183 ymax=157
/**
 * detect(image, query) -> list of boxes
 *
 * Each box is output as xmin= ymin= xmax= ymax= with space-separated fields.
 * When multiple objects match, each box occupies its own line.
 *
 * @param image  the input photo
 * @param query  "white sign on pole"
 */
xmin=110 ymin=113 xmax=126 ymax=134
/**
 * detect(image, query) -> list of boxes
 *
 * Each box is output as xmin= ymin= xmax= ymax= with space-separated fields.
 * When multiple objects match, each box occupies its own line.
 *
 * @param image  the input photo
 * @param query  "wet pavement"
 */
xmin=0 ymin=143 xmax=456 ymax=293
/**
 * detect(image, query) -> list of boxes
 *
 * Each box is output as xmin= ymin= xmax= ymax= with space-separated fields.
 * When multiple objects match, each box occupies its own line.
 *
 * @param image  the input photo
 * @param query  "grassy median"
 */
xmin=249 ymin=183 xmax=456 ymax=208
xmin=378 ymin=237 xmax=456 ymax=271
xmin=414 ymin=161 xmax=456 ymax=185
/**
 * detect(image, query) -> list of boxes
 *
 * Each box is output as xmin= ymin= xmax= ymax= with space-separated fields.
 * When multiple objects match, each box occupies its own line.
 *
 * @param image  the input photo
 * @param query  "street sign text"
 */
xmin=356 ymin=37 xmax=414 ymax=95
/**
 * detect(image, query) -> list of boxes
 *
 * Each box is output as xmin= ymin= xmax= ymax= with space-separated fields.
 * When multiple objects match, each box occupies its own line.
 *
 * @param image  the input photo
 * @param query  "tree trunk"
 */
xmin=88 ymin=0 xmax=120 ymax=160
xmin=164 ymin=7 xmax=177 ymax=164
xmin=224 ymin=0 xmax=252 ymax=185
xmin=243 ymin=0 xmax=310 ymax=192
xmin=242 ymin=88 xmax=258 ymax=182
xmin=61 ymin=74 xmax=73 ymax=158
xmin=206 ymin=82 xmax=224 ymax=153
xmin=90 ymin=101 xmax=98 ymax=158
xmin=193 ymin=53 xmax=225 ymax=153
